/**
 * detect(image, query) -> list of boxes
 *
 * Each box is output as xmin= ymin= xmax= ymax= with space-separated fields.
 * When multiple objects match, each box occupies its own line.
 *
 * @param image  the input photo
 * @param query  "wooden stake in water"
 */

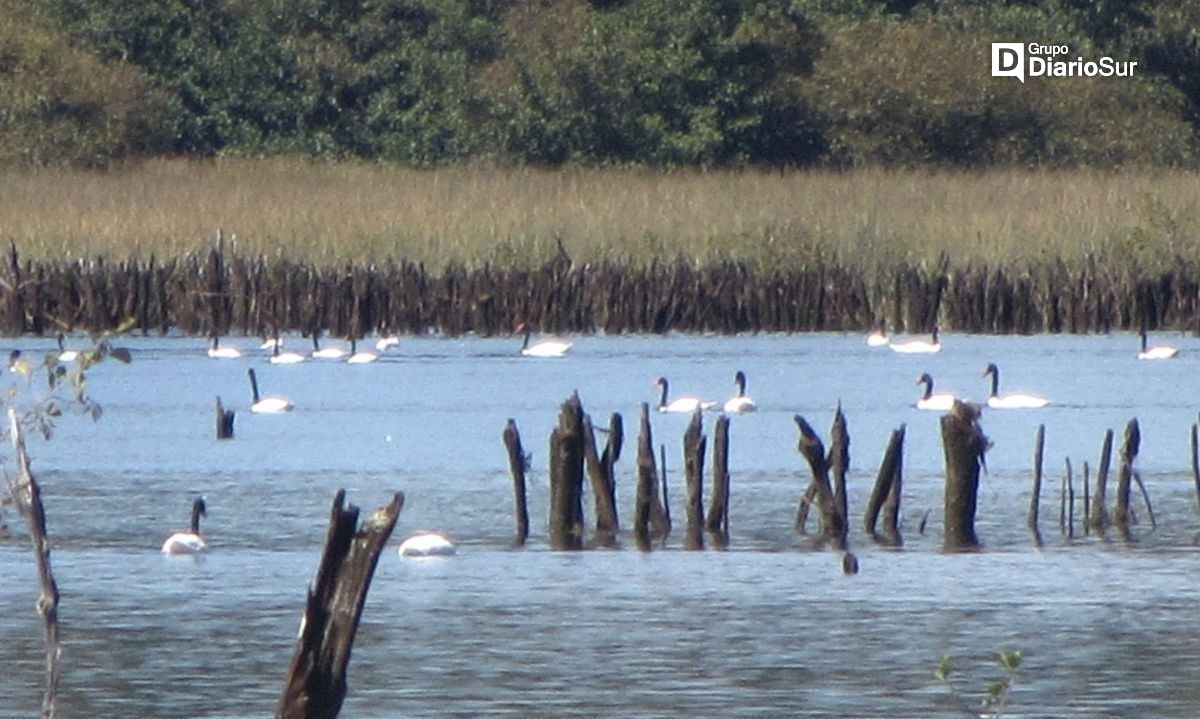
xmin=940 ymin=401 xmax=989 ymax=552
xmin=683 ymin=408 xmax=707 ymax=550
xmin=548 ymin=393 xmax=585 ymax=551
xmin=1028 ymin=424 xmax=1046 ymax=533
xmin=705 ymin=414 xmax=731 ymax=542
xmin=1114 ymin=418 xmax=1140 ymax=536
xmin=502 ymin=419 xmax=528 ymax=547
xmin=1089 ymin=429 xmax=1114 ymax=532
xmin=794 ymin=414 xmax=847 ymax=550
xmin=865 ymin=425 xmax=905 ymax=546
xmin=215 ymin=396 xmax=235 ymax=440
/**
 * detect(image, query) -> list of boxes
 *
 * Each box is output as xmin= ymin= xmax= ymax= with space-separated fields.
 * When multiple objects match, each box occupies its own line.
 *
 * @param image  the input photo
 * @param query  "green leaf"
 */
xmin=986 ymin=681 xmax=1006 ymax=698
xmin=934 ymin=655 xmax=952 ymax=680
xmin=998 ymin=650 xmax=1022 ymax=670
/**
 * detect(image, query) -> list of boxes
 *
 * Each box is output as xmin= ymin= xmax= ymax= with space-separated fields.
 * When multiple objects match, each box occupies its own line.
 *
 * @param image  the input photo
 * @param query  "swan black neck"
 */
xmin=1140 ymin=331 xmax=1148 ymax=351
xmin=656 ymin=377 xmax=669 ymax=409
xmin=734 ymin=371 xmax=747 ymax=397
xmin=520 ymin=326 xmax=532 ymax=350
xmin=918 ymin=373 xmax=934 ymax=400
xmin=985 ymin=364 xmax=1000 ymax=398
xmin=190 ymin=497 xmax=206 ymax=534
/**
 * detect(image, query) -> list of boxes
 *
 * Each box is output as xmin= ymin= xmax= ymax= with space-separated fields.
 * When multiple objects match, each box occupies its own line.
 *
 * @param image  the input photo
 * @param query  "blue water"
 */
xmin=2 ymin=331 xmax=1199 ymax=717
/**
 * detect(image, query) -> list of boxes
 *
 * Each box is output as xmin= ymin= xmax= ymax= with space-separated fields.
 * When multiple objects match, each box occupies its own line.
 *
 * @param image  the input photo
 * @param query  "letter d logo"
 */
xmin=991 ymin=43 xmax=1024 ymax=82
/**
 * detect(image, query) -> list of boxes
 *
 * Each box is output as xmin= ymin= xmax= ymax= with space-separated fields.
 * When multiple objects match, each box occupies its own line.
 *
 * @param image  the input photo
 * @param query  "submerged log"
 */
xmin=502 ymin=419 xmax=528 ymax=547
xmin=941 ymin=401 xmax=989 ymax=551
xmin=548 ymin=393 xmax=586 ymax=551
xmin=864 ymin=425 xmax=905 ymax=546
xmin=793 ymin=414 xmax=847 ymax=549
xmin=276 ymin=490 xmax=403 ymax=719
xmin=7 ymin=409 xmax=62 ymax=719
xmin=683 ymin=409 xmax=707 ymax=550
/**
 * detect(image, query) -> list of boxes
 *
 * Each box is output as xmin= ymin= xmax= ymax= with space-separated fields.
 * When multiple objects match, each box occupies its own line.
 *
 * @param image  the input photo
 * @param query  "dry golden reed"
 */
xmin=2 ymin=159 xmax=1197 ymax=270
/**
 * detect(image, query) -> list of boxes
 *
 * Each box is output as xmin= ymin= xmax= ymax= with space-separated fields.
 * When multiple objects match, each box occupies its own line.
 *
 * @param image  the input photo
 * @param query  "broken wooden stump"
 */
xmin=548 ymin=393 xmax=586 ymax=551
xmin=941 ymin=400 xmax=989 ymax=551
xmin=705 ymin=414 xmax=731 ymax=546
xmin=830 ymin=406 xmax=850 ymax=533
xmin=683 ymin=408 xmax=707 ymax=550
xmin=7 ymin=408 xmax=62 ymax=719
xmin=793 ymin=414 xmax=847 ymax=550
xmin=215 ymin=396 xmax=236 ymax=439
xmin=1089 ymin=429 xmax=1114 ymax=532
xmin=502 ymin=419 xmax=528 ymax=547
xmin=1192 ymin=421 xmax=1200 ymax=519
xmin=1114 ymin=418 xmax=1140 ymax=536
xmin=276 ymin=490 xmax=403 ymax=719
xmin=634 ymin=403 xmax=658 ymax=551
xmin=1028 ymin=424 xmax=1046 ymax=539
xmin=582 ymin=412 xmax=622 ymax=546
xmin=864 ymin=425 xmax=905 ymax=546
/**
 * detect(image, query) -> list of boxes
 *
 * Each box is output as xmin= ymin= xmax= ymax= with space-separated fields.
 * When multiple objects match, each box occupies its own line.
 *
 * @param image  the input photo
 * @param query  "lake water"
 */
xmin=2 ymin=331 xmax=1199 ymax=718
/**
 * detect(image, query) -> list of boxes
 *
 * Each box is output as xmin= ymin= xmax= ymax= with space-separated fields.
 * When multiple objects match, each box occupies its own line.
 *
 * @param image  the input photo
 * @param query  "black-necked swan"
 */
xmin=207 ymin=336 xmax=242 ymax=359
xmin=268 ymin=339 xmax=305 ymax=365
xmin=248 ymin=368 xmax=294 ymax=413
xmin=915 ymin=372 xmax=957 ymax=411
xmin=375 ymin=334 xmax=401 ymax=352
xmin=723 ymin=370 xmax=758 ymax=413
xmin=866 ymin=320 xmax=890 ymax=347
xmin=56 ymin=333 xmax=80 ymax=363
xmin=889 ymin=326 xmax=941 ymax=354
xmin=161 ymin=496 xmax=208 ymax=554
xmin=346 ymin=339 xmax=378 ymax=364
xmin=311 ymin=333 xmax=348 ymax=360
xmin=398 ymin=531 xmax=456 ymax=557
xmin=517 ymin=323 xmax=572 ymax=357
xmin=982 ymin=363 xmax=1048 ymax=408
xmin=655 ymin=376 xmax=715 ymax=413
xmin=1138 ymin=331 xmax=1178 ymax=360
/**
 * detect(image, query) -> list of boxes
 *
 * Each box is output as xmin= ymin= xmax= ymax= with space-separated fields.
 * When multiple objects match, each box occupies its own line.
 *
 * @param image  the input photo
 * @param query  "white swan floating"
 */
xmin=517 ymin=323 xmax=572 ymax=357
xmin=269 ymin=340 xmax=306 ymax=365
xmin=207 ymin=336 xmax=242 ymax=359
xmin=914 ymin=372 xmax=957 ymax=411
xmin=983 ymin=363 xmax=1049 ymax=409
xmin=398 ymin=532 xmax=456 ymax=558
xmin=723 ymin=370 xmax=758 ymax=413
xmin=655 ymin=376 xmax=715 ymax=413
xmin=56 ymin=333 xmax=80 ymax=363
xmin=1137 ymin=331 xmax=1178 ymax=360
xmin=346 ymin=339 xmax=378 ymax=364
xmin=889 ymin=327 xmax=941 ymax=354
xmin=162 ymin=496 xmax=208 ymax=554
xmin=375 ymin=335 xmax=401 ymax=352
xmin=311 ymin=334 xmax=348 ymax=360
xmin=248 ymin=368 xmax=294 ymax=413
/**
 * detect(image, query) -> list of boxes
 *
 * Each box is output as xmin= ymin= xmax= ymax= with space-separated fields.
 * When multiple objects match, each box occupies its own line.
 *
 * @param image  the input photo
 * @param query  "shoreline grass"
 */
xmin=2 ymin=160 xmax=1198 ymax=271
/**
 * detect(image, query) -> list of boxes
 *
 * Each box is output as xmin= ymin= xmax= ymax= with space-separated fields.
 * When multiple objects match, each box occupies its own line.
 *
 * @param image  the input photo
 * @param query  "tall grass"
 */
xmin=2 ymin=159 xmax=1197 ymax=271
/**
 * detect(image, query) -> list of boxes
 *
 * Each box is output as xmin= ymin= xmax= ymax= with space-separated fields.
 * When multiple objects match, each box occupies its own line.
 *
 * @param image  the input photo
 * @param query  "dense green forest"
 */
xmin=2 ymin=0 xmax=1198 ymax=169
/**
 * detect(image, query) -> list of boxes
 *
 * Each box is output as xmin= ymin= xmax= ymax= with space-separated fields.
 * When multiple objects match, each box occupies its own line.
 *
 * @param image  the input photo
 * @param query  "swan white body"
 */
xmin=207 ymin=337 xmax=242 ymax=359
xmin=56 ymin=334 xmax=79 ymax=363
xmin=248 ymin=368 xmax=294 ymax=413
xmin=1138 ymin=332 xmax=1178 ymax=360
xmin=866 ymin=331 xmax=890 ymax=347
xmin=723 ymin=370 xmax=758 ymax=413
xmin=260 ymin=337 xmax=283 ymax=351
xmin=346 ymin=339 xmax=378 ymax=364
xmin=983 ymin=363 xmax=1048 ymax=409
xmin=162 ymin=497 xmax=207 ymax=555
xmin=914 ymin=373 xmax=957 ymax=411
xmin=311 ymin=335 xmax=348 ymax=360
xmin=398 ymin=532 xmax=456 ymax=557
xmin=375 ymin=335 xmax=401 ymax=352
xmin=889 ymin=327 xmax=941 ymax=354
xmin=655 ymin=377 xmax=715 ymax=413
xmin=269 ymin=342 xmax=306 ymax=364
xmin=518 ymin=324 xmax=572 ymax=357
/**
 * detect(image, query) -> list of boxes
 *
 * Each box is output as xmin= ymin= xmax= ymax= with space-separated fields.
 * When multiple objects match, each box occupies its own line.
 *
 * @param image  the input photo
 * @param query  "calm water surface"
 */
xmin=2 ymin=331 xmax=1199 ymax=718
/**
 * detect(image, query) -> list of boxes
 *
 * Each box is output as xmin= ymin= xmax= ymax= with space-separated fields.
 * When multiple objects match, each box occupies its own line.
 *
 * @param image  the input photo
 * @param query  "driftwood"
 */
xmin=7 ymin=408 xmax=62 ymax=719
xmin=793 ymin=414 xmax=847 ymax=549
xmin=502 ymin=419 xmax=528 ymax=547
xmin=276 ymin=490 xmax=403 ymax=719
xmin=705 ymin=414 xmax=731 ymax=544
xmin=864 ymin=425 xmax=905 ymax=546
xmin=683 ymin=409 xmax=707 ymax=550
xmin=548 ymin=393 xmax=586 ymax=550
xmin=941 ymin=401 xmax=989 ymax=551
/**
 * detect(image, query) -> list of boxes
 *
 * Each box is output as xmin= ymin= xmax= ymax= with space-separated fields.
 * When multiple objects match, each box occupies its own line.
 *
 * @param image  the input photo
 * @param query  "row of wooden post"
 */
xmin=506 ymin=395 xmax=1199 ymax=555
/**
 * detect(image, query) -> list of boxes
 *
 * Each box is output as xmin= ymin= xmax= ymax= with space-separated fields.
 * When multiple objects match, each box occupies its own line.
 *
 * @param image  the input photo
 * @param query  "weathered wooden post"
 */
xmin=502 ymin=419 xmax=528 ymax=547
xmin=705 ymin=414 xmax=731 ymax=544
xmin=1088 ymin=429 xmax=1114 ymax=532
xmin=215 ymin=396 xmax=236 ymax=439
xmin=682 ymin=408 xmax=706 ymax=550
xmin=941 ymin=401 xmax=989 ymax=551
xmin=634 ymin=403 xmax=658 ymax=551
xmin=548 ymin=393 xmax=585 ymax=551
xmin=276 ymin=490 xmax=403 ymax=719
xmin=830 ymin=406 xmax=850 ymax=530
xmin=864 ymin=425 xmax=905 ymax=546
xmin=793 ymin=415 xmax=847 ymax=549
xmin=582 ymin=412 xmax=622 ymax=546
xmin=7 ymin=409 xmax=61 ymax=719
xmin=1191 ymin=421 xmax=1200 ymax=518
xmin=1028 ymin=424 xmax=1045 ymax=536
xmin=1113 ymin=419 xmax=1139 ymax=533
